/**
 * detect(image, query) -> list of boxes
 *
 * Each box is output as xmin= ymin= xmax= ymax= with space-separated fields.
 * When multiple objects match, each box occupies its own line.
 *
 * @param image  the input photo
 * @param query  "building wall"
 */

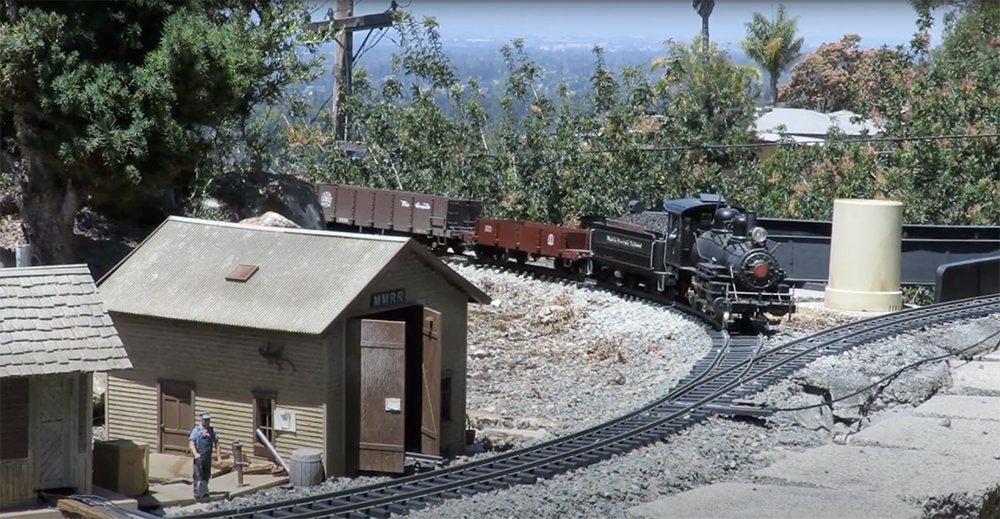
xmin=327 ymin=250 xmax=471 ymax=475
xmin=106 ymin=316 xmax=327 ymax=463
xmin=0 ymin=373 xmax=91 ymax=510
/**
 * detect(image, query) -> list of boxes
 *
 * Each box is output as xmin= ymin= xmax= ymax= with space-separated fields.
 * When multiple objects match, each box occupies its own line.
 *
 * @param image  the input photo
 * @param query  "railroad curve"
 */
xmin=180 ymin=286 xmax=1000 ymax=519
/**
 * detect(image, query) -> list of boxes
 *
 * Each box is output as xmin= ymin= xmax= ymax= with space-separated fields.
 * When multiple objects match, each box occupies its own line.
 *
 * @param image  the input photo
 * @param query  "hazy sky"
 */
xmin=308 ymin=1 xmax=948 ymax=48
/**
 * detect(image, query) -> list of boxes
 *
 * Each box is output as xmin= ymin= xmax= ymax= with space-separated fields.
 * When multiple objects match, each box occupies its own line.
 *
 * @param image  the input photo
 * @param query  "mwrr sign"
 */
xmin=371 ymin=288 xmax=406 ymax=309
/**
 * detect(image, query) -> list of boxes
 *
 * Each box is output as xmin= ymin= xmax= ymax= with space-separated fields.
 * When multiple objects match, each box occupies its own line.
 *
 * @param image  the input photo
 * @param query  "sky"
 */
xmin=308 ymin=1 xmax=949 ymax=49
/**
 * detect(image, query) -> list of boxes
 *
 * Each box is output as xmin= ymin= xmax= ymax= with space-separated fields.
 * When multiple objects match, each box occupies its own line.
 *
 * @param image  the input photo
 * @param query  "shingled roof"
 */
xmin=0 ymin=264 xmax=133 ymax=378
xmin=96 ymin=217 xmax=491 ymax=335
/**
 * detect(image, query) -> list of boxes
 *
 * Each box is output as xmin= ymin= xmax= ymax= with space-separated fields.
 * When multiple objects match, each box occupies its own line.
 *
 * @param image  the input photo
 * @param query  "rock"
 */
xmin=258 ymin=175 xmax=324 ymax=230
xmin=239 ymin=211 xmax=301 ymax=228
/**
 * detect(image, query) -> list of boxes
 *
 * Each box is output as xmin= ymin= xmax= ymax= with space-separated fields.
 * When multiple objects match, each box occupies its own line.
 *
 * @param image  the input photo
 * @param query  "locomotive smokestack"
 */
xmin=745 ymin=210 xmax=758 ymax=230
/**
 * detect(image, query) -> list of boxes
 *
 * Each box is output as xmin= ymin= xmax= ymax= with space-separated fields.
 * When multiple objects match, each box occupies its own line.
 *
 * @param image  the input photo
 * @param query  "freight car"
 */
xmin=590 ymin=194 xmax=796 ymax=328
xmin=465 ymin=218 xmax=592 ymax=274
xmin=312 ymin=183 xmax=797 ymax=331
xmin=315 ymin=183 xmax=481 ymax=254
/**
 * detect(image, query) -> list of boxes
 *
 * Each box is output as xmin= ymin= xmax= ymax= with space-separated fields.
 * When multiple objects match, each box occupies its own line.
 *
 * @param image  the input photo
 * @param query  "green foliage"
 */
xmin=273 ymin=13 xmax=763 ymax=226
xmin=0 ymin=0 xmax=322 ymax=262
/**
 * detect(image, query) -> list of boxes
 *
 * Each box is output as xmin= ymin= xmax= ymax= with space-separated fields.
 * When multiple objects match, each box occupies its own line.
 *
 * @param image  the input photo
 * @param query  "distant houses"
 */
xmin=751 ymin=107 xmax=882 ymax=160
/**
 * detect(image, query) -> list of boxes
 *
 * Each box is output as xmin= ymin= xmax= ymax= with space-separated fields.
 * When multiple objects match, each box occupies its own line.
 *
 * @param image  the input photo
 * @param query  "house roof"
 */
xmin=754 ymin=107 xmax=881 ymax=138
xmin=96 ymin=216 xmax=492 ymax=335
xmin=0 ymin=264 xmax=132 ymax=378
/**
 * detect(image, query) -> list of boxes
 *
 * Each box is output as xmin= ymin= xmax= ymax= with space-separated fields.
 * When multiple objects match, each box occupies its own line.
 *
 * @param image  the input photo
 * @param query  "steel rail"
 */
xmin=186 ymin=294 xmax=1000 ymax=519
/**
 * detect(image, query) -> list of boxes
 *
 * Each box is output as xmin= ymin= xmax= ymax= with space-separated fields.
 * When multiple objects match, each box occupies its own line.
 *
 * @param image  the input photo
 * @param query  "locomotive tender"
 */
xmin=589 ymin=194 xmax=796 ymax=327
xmin=313 ymin=183 xmax=796 ymax=330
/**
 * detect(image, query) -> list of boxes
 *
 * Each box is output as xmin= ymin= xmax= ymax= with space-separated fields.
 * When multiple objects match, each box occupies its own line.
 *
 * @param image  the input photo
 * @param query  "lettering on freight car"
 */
xmin=370 ymin=288 xmax=407 ymax=309
xmin=400 ymin=200 xmax=411 ymax=208
xmin=320 ymin=191 xmax=333 ymax=208
xmin=415 ymin=202 xmax=431 ymax=210
xmin=547 ymin=233 xmax=555 ymax=246
xmin=484 ymin=225 xmax=493 ymax=233
xmin=604 ymin=235 xmax=644 ymax=249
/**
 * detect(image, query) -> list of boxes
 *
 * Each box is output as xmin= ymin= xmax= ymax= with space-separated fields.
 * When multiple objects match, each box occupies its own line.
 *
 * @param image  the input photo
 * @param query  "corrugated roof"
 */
xmin=0 ymin=264 xmax=133 ymax=378
xmin=97 ymin=217 xmax=491 ymax=335
xmin=754 ymin=107 xmax=880 ymax=137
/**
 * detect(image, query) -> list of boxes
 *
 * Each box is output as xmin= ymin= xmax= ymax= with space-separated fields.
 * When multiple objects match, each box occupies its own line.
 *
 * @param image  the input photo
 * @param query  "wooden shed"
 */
xmin=0 ymin=265 xmax=132 ymax=510
xmin=97 ymin=216 xmax=491 ymax=477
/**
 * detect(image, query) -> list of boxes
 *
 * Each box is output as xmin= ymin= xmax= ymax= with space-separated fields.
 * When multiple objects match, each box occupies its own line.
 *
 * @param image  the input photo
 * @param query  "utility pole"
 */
xmin=307 ymin=1 xmax=395 ymax=143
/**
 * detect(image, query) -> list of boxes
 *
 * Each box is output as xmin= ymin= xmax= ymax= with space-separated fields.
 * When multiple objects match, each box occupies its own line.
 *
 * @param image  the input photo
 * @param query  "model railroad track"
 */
xmin=185 ymin=294 xmax=1000 ymax=519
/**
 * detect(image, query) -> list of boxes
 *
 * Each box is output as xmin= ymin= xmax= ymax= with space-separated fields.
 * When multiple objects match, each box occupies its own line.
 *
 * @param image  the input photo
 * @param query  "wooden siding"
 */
xmin=0 ymin=460 xmax=32 ymax=510
xmin=0 ymin=373 xmax=90 ymax=510
xmin=334 ymin=250 xmax=471 ymax=467
xmin=106 ymin=316 xmax=327 ymax=463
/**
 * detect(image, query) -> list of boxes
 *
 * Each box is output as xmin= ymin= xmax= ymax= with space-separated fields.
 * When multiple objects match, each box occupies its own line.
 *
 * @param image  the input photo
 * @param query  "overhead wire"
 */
xmin=765 ymin=326 xmax=1000 ymax=413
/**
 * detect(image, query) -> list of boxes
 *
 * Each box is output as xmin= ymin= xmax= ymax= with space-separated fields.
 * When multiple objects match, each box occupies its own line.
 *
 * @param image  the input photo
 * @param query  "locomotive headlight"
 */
xmin=750 ymin=226 xmax=768 ymax=244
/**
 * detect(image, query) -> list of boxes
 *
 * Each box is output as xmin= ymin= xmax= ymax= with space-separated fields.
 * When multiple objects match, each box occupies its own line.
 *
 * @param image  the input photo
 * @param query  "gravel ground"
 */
xmin=450 ymin=262 xmax=714 ymax=442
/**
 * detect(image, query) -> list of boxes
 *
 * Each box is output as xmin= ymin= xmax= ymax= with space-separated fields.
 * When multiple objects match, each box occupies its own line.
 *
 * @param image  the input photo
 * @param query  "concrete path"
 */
xmin=629 ymin=354 xmax=1000 ymax=519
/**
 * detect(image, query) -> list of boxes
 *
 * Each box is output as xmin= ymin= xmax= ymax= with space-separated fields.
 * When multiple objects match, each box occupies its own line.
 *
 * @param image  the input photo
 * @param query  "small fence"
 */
xmin=934 ymin=256 xmax=1000 ymax=303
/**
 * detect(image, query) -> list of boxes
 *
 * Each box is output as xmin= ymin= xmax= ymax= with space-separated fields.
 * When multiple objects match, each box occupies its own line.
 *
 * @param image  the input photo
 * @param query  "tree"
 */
xmin=0 ymin=0 xmax=323 ymax=264
xmin=780 ymin=34 xmax=912 ymax=112
xmin=741 ymin=4 xmax=805 ymax=104
xmin=692 ymin=0 xmax=715 ymax=60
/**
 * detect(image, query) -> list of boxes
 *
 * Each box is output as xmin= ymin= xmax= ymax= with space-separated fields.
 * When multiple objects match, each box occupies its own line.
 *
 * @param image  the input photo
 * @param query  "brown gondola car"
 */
xmin=468 ymin=218 xmax=592 ymax=274
xmin=315 ymin=183 xmax=482 ymax=253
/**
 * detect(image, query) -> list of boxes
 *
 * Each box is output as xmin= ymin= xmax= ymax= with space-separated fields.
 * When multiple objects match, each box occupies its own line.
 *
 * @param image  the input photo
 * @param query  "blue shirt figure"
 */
xmin=189 ymin=413 xmax=218 ymax=459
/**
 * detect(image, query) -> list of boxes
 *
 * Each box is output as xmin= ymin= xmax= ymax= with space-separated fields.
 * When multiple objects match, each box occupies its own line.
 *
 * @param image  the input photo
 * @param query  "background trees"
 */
xmin=0 ymin=0 xmax=323 ymax=263
xmin=1 ymin=1 xmax=997 ymax=268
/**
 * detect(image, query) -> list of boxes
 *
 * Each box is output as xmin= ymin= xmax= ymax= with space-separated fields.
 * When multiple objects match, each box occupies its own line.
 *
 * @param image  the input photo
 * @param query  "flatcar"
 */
xmin=589 ymin=194 xmax=796 ymax=328
xmin=464 ymin=218 xmax=592 ymax=275
xmin=315 ymin=183 xmax=481 ymax=254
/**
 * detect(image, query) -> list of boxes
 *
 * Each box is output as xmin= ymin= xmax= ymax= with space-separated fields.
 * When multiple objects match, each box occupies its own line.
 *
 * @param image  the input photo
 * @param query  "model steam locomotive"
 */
xmin=589 ymin=194 xmax=796 ymax=328
xmin=314 ymin=183 xmax=797 ymax=330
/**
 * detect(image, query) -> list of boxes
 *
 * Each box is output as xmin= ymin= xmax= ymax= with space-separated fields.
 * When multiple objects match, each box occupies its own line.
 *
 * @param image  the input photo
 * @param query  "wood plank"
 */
xmin=420 ymin=308 xmax=441 ymax=456
xmin=306 ymin=12 xmax=395 ymax=33
xmin=359 ymin=319 xmax=406 ymax=474
xmin=56 ymin=498 xmax=122 ymax=519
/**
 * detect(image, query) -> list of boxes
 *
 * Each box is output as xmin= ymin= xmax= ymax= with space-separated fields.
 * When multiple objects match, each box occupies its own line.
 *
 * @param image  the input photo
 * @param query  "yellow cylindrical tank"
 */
xmin=824 ymin=199 xmax=904 ymax=312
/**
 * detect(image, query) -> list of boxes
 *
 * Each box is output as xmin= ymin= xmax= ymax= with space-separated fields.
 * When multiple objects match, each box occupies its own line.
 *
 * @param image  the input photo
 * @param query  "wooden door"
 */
xmin=359 ymin=319 xmax=406 ymax=473
xmin=420 ymin=308 xmax=442 ymax=456
xmin=159 ymin=380 xmax=195 ymax=455
xmin=34 ymin=375 xmax=72 ymax=490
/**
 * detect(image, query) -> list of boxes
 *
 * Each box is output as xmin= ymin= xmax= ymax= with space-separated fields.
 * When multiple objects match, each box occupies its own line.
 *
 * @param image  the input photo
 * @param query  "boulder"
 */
xmin=239 ymin=211 xmax=301 ymax=228
xmin=258 ymin=174 xmax=324 ymax=230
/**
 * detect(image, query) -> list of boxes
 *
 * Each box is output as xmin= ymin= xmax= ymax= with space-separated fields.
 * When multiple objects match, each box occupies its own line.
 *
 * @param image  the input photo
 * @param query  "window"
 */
xmin=0 ymin=377 xmax=29 ymax=461
xmin=440 ymin=377 xmax=452 ymax=423
xmin=252 ymin=391 xmax=277 ymax=459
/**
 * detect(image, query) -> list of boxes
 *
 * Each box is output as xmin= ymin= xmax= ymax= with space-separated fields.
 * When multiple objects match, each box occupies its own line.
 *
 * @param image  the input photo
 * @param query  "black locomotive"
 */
xmin=586 ymin=194 xmax=796 ymax=328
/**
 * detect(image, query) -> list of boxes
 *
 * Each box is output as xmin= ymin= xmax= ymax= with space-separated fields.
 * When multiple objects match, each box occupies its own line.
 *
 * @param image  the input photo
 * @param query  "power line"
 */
xmin=573 ymin=131 xmax=1000 ymax=154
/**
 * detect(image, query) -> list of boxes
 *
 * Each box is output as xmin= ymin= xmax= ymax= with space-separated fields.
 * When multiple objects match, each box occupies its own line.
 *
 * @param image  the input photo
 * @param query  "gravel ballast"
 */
xmin=449 ymin=262 xmax=714 ymax=441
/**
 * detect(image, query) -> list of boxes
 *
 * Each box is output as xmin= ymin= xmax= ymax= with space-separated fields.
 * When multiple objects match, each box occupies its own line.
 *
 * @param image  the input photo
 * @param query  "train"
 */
xmin=314 ymin=183 xmax=797 ymax=330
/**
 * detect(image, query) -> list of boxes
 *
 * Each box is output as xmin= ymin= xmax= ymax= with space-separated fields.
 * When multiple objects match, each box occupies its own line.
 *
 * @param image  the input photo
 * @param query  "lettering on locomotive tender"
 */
xmin=371 ymin=288 xmax=407 ymax=309
xmin=604 ymin=234 xmax=644 ymax=249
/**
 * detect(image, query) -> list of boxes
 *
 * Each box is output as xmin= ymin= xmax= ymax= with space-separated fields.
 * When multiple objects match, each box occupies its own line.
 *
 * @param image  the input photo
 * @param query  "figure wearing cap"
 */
xmin=188 ymin=411 xmax=221 ymax=499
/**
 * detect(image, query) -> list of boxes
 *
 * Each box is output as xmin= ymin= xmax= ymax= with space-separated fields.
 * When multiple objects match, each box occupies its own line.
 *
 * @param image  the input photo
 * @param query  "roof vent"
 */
xmin=226 ymin=264 xmax=259 ymax=283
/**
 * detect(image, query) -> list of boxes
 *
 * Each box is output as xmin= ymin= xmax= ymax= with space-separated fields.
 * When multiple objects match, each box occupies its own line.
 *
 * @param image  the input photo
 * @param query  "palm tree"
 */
xmin=741 ymin=4 xmax=805 ymax=105
xmin=692 ymin=0 xmax=715 ymax=61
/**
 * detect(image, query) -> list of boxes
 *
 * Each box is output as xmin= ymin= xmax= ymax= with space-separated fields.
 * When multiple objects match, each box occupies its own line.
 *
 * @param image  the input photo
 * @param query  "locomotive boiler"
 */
xmin=688 ymin=206 xmax=796 ymax=326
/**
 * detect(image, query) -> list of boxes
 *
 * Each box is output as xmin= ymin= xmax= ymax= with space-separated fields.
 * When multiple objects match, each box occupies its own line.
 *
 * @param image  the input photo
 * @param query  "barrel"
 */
xmin=289 ymin=448 xmax=324 ymax=487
